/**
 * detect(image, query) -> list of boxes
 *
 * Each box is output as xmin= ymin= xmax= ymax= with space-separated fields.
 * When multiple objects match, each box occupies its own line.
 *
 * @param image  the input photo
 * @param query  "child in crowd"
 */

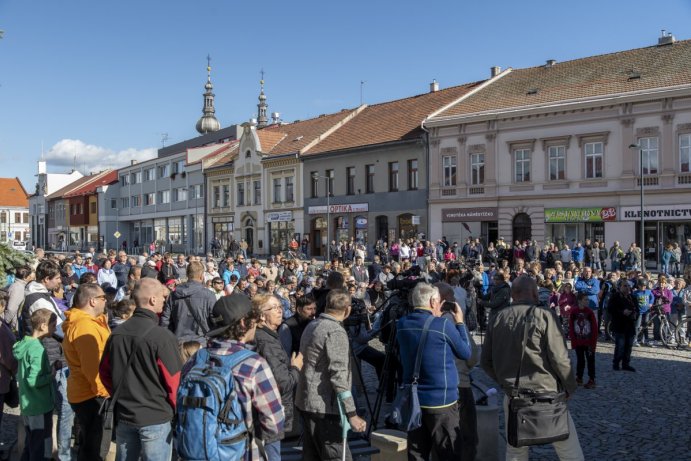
xmin=13 ymin=309 xmax=57 ymax=461
xmin=558 ymin=282 xmax=576 ymax=334
xmin=632 ymin=278 xmax=654 ymax=346
xmin=179 ymin=341 xmax=201 ymax=364
xmin=570 ymin=292 xmax=598 ymax=389
xmin=109 ymin=299 xmax=136 ymax=330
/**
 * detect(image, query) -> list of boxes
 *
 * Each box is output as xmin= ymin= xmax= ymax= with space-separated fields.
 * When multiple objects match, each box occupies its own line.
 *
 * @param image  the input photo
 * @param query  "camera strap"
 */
xmin=412 ymin=315 xmax=435 ymax=384
xmin=511 ymin=305 xmax=536 ymax=397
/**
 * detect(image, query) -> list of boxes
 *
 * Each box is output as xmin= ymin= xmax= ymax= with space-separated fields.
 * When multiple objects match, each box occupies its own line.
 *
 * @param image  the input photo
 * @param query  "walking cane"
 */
xmin=337 ymin=391 xmax=352 ymax=461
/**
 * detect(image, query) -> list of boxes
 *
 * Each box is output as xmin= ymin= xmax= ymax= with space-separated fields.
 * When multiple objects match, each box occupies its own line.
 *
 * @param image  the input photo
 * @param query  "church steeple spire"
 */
xmin=257 ymin=69 xmax=268 ymax=128
xmin=196 ymin=55 xmax=221 ymax=135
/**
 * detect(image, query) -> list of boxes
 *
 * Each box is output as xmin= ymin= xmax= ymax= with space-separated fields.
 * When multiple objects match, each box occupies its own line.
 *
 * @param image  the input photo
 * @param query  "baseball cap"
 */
xmin=207 ymin=294 xmax=253 ymax=338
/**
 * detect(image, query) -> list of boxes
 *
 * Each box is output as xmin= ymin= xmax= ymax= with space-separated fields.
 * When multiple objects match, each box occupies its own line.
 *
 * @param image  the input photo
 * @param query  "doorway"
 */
xmin=512 ymin=213 xmax=532 ymax=243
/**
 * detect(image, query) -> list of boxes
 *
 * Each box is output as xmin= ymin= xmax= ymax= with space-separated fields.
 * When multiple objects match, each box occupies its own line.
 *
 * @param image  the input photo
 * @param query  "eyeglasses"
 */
xmin=263 ymin=304 xmax=282 ymax=312
xmin=94 ymin=295 xmax=107 ymax=300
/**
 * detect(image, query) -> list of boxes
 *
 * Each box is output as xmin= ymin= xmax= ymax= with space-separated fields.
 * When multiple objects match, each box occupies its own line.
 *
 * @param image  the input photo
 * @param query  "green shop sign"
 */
xmin=544 ymin=207 xmax=617 ymax=223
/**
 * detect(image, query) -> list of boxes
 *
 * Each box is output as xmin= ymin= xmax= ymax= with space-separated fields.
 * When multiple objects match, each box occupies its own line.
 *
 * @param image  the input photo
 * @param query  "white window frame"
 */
xmin=584 ymin=142 xmax=604 ymax=179
xmin=121 ymin=197 xmax=129 ymax=208
xmin=158 ymin=190 xmax=170 ymax=204
xmin=514 ymin=149 xmax=531 ymax=183
xmin=638 ymin=137 xmax=659 ymax=175
xmin=442 ymin=155 xmax=456 ymax=187
xmin=131 ymin=195 xmax=141 ymax=207
xmin=213 ymin=186 xmax=221 ymax=208
xmin=681 ymin=133 xmax=691 ymax=173
xmin=470 ymin=153 xmax=485 ymax=185
xmin=285 ymin=177 xmax=294 ymax=202
xmin=548 ymin=145 xmax=566 ymax=181
xmin=144 ymin=193 xmax=155 ymax=206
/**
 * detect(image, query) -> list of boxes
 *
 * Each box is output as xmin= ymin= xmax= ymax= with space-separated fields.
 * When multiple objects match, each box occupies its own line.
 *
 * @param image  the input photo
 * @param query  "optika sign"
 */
xmin=620 ymin=205 xmax=691 ymax=221
xmin=308 ymin=203 xmax=369 ymax=214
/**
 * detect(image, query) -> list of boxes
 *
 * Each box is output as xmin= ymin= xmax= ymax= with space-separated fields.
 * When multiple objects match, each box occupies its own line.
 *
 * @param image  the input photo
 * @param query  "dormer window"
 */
xmin=246 ymin=150 xmax=251 ymax=159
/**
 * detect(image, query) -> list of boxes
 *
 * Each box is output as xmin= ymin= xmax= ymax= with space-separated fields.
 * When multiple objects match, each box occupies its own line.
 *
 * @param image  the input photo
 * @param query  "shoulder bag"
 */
xmin=507 ymin=306 xmax=570 ymax=447
xmin=390 ymin=314 xmax=434 ymax=432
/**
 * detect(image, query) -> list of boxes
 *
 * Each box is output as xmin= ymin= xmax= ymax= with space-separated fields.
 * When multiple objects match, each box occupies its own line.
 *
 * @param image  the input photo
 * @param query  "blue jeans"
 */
xmin=636 ymin=312 xmax=650 ymax=342
xmin=264 ymin=440 xmax=281 ymax=461
xmin=613 ymin=331 xmax=635 ymax=367
xmin=54 ymin=367 xmax=75 ymax=461
xmin=116 ymin=421 xmax=173 ymax=461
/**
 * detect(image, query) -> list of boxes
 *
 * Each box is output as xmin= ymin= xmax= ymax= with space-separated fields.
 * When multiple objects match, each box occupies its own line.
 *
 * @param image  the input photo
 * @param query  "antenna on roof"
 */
xmin=360 ymin=80 xmax=366 ymax=106
xmin=73 ymin=145 xmax=77 ymax=172
xmin=161 ymin=133 xmax=169 ymax=147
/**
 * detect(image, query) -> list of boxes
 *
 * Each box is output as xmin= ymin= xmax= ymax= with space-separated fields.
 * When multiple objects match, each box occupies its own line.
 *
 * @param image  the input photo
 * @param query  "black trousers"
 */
xmin=407 ymin=403 xmax=461 ymax=461
xmin=458 ymin=387 xmax=478 ymax=461
xmin=71 ymin=397 xmax=108 ymax=461
xmin=574 ymin=346 xmax=595 ymax=380
xmin=301 ymin=412 xmax=351 ymax=461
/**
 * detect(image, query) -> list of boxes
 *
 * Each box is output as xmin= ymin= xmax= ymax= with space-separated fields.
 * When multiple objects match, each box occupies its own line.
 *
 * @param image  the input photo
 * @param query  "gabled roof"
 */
xmin=0 ymin=178 xmax=29 ymax=207
xmin=435 ymin=39 xmax=691 ymax=119
xmin=63 ymin=170 xmax=118 ymax=198
xmin=257 ymin=109 xmax=360 ymax=156
xmin=308 ymin=82 xmax=484 ymax=155
xmin=202 ymin=140 xmax=239 ymax=169
xmin=47 ymin=171 xmax=113 ymax=200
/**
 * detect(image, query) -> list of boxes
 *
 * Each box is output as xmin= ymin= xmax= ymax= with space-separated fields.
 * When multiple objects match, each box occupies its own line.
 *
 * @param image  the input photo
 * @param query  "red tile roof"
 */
xmin=63 ymin=170 xmax=118 ymax=197
xmin=435 ymin=39 xmax=691 ymax=118
xmin=47 ymin=172 xmax=113 ymax=200
xmin=0 ymin=178 xmax=29 ymax=207
xmin=308 ymin=82 xmax=484 ymax=155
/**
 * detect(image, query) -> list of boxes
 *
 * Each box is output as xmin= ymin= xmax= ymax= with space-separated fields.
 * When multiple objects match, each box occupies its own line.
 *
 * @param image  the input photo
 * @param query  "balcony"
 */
xmin=677 ymin=174 xmax=691 ymax=185
xmin=441 ymin=188 xmax=456 ymax=196
xmin=636 ymin=176 xmax=659 ymax=186
xmin=468 ymin=186 xmax=485 ymax=195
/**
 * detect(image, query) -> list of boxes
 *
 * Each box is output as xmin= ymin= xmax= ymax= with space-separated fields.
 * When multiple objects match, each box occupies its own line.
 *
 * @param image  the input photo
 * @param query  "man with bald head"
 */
xmin=99 ymin=278 xmax=182 ymax=460
xmin=481 ymin=275 xmax=583 ymax=460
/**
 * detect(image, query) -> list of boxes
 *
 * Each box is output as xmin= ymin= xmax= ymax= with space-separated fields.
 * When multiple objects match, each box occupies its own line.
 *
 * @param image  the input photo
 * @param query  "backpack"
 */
xmin=176 ymin=348 xmax=255 ymax=461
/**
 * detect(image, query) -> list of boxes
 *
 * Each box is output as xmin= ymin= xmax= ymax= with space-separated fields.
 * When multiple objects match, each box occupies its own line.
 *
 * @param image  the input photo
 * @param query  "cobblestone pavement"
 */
xmin=2 ymin=336 xmax=689 ymax=460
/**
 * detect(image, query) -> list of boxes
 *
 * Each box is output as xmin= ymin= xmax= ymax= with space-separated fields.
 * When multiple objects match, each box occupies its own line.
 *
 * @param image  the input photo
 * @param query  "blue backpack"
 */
xmin=176 ymin=348 xmax=255 ymax=461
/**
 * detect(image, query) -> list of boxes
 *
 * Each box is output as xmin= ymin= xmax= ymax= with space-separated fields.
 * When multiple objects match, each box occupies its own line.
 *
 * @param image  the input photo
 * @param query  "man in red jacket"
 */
xmin=570 ymin=292 xmax=598 ymax=389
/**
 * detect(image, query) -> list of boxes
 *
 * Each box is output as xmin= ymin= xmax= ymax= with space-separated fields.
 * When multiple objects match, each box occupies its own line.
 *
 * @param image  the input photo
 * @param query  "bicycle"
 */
xmin=637 ymin=302 xmax=677 ymax=349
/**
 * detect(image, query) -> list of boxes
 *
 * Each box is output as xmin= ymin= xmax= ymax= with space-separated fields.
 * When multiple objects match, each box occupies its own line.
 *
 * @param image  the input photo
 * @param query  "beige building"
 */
xmin=425 ymin=34 xmax=691 ymax=268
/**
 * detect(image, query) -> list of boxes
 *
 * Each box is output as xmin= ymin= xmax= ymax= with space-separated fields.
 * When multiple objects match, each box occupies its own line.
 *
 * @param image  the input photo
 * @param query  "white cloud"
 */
xmin=44 ymin=139 xmax=157 ymax=174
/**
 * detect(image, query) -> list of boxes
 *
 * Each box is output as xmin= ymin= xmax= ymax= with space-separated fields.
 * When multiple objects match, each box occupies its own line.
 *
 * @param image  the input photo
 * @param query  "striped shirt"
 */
xmin=183 ymin=339 xmax=284 ymax=460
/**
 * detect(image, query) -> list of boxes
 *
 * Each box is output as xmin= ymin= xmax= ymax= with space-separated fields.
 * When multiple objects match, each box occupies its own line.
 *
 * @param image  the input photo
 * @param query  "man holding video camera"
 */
xmin=396 ymin=282 xmax=471 ymax=460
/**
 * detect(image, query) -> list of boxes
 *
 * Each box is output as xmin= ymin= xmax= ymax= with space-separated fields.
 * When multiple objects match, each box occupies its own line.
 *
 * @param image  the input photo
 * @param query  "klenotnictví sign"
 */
xmin=544 ymin=207 xmax=616 ymax=223
xmin=620 ymin=205 xmax=691 ymax=221
xmin=442 ymin=207 xmax=498 ymax=222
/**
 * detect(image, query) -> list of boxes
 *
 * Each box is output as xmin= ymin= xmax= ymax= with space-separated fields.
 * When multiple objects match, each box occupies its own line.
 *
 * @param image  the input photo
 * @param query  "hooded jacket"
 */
xmin=160 ymin=280 xmax=217 ymax=343
xmin=22 ymin=281 xmax=65 ymax=369
xmin=62 ymin=308 xmax=111 ymax=403
xmin=13 ymin=336 xmax=54 ymax=416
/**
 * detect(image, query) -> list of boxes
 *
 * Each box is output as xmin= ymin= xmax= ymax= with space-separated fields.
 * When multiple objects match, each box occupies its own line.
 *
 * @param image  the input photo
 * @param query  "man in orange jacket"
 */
xmin=62 ymin=283 xmax=111 ymax=461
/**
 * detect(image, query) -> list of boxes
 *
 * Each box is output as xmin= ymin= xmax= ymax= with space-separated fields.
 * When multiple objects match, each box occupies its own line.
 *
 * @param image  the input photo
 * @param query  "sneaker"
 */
xmin=576 ymin=377 xmax=583 ymax=385
xmin=633 ymin=342 xmax=641 ymax=347
xmin=622 ymin=365 xmax=636 ymax=372
xmin=584 ymin=380 xmax=596 ymax=389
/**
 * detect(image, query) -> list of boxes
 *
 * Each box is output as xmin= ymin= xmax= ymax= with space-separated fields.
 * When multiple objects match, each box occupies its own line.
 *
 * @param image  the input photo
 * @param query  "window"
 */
xmin=15 ymin=212 xmax=20 ymax=222
xmin=174 ymin=188 xmax=187 ymax=202
xmin=408 ymin=160 xmax=418 ymax=190
xmin=158 ymin=164 xmax=170 ymax=178
xmin=120 ymin=174 xmax=130 ymax=186
xmin=173 ymin=160 xmax=185 ymax=174
xmin=158 ymin=190 xmax=170 ymax=204
xmin=110 ymin=199 xmax=117 ymax=209
xmin=144 ymin=193 xmax=155 ymax=206
xmin=681 ymin=134 xmax=691 ymax=172
xmin=273 ymin=178 xmax=282 ymax=203
xmin=388 ymin=162 xmax=399 ymax=191
xmin=237 ymin=183 xmax=245 ymax=206
xmin=23 ymin=212 xmax=29 ymax=223
xmin=131 ymin=195 xmax=141 ymax=207
xmin=89 ymin=203 xmax=96 ymax=214
xmin=639 ymin=137 xmax=659 ymax=175
xmin=213 ymin=186 xmax=221 ymax=207
xmin=132 ymin=171 xmax=142 ymax=184
xmin=144 ymin=168 xmax=155 ymax=181
xmin=222 ymin=185 xmax=230 ymax=207
xmin=189 ymin=184 xmax=203 ymax=199
xmin=326 ymin=170 xmax=334 ymax=196
xmin=346 ymin=167 xmax=356 ymax=195
xmin=121 ymin=197 xmax=130 ymax=208
xmin=285 ymin=177 xmax=294 ymax=202
xmin=366 ymin=165 xmax=375 ymax=193
xmin=514 ymin=149 xmax=531 ymax=182
xmin=311 ymin=172 xmax=319 ymax=198
xmin=470 ymin=153 xmax=485 ymax=185
xmin=584 ymin=142 xmax=603 ymax=179
xmin=254 ymin=180 xmax=261 ymax=205
xmin=442 ymin=155 xmax=457 ymax=187
xmin=548 ymin=146 xmax=566 ymax=180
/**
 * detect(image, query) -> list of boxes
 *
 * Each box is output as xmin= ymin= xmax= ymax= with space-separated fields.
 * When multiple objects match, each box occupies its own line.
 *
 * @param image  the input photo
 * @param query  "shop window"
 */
xmin=398 ymin=213 xmax=416 ymax=240
xmin=376 ymin=215 xmax=389 ymax=241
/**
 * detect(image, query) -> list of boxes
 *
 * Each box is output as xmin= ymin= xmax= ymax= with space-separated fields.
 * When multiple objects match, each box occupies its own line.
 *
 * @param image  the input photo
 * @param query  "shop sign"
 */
xmin=620 ymin=204 xmax=691 ymax=221
xmin=266 ymin=211 xmax=293 ymax=222
xmin=412 ymin=215 xmax=420 ymax=225
xmin=308 ymin=203 xmax=369 ymax=214
xmin=442 ymin=207 xmax=498 ymax=222
xmin=354 ymin=216 xmax=368 ymax=229
xmin=544 ymin=207 xmax=616 ymax=223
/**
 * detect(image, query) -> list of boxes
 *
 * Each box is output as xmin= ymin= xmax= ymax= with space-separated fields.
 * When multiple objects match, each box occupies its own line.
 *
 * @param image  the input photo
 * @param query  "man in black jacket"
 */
xmin=160 ymin=261 xmax=216 ymax=343
xmin=254 ymin=293 xmax=304 ymax=456
xmin=279 ymin=294 xmax=317 ymax=356
xmin=99 ymin=278 xmax=182 ymax=461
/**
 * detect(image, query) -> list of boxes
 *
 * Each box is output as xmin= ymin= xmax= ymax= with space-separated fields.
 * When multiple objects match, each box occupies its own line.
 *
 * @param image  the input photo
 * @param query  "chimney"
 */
xmin=130 ymin=160 xmax=138 ymax=166
xmin=490 ymin=66 xmax=501 ymax=77
xmin=271 ymin=112 xmax=281 ymax=124
xmin=658 ymin=29 xmax=676 ymax=46
xmin=430 ymin=79 xmax=439 ymax=93
xmin=545 ymin=59 xmax=557 ymax=68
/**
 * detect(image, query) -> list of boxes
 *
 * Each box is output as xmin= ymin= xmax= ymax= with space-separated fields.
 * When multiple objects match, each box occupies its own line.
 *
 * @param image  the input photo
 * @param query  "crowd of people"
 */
xmin=0 ymin=233 xmax=688 ymax=460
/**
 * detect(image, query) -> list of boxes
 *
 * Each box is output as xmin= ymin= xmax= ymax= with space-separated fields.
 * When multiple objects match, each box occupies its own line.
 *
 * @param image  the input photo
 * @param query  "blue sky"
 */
xmin=1 ymin=0 xmax=690 ymax=191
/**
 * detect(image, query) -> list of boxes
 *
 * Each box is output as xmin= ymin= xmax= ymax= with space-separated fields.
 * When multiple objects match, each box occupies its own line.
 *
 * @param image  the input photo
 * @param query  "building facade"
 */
xmin=0 ymin=177 xmax=30 ymax=249
xmin=427 ymin=35 xmax=691 ymax=269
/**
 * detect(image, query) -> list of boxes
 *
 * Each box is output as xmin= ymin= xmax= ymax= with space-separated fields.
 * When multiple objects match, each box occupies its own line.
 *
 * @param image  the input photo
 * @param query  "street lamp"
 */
xmin=629 ymin=143 xmax=645 ymax=274
xmin=182 ymin=187 xmax=200 ymax=255
xmin=312 ymin=172 xmax=332 ymax=263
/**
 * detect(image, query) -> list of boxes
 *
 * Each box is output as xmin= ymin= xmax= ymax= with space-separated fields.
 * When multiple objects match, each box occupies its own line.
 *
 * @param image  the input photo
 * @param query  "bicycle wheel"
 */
xmin=659 ymin=318 xmax=676 ymax=348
